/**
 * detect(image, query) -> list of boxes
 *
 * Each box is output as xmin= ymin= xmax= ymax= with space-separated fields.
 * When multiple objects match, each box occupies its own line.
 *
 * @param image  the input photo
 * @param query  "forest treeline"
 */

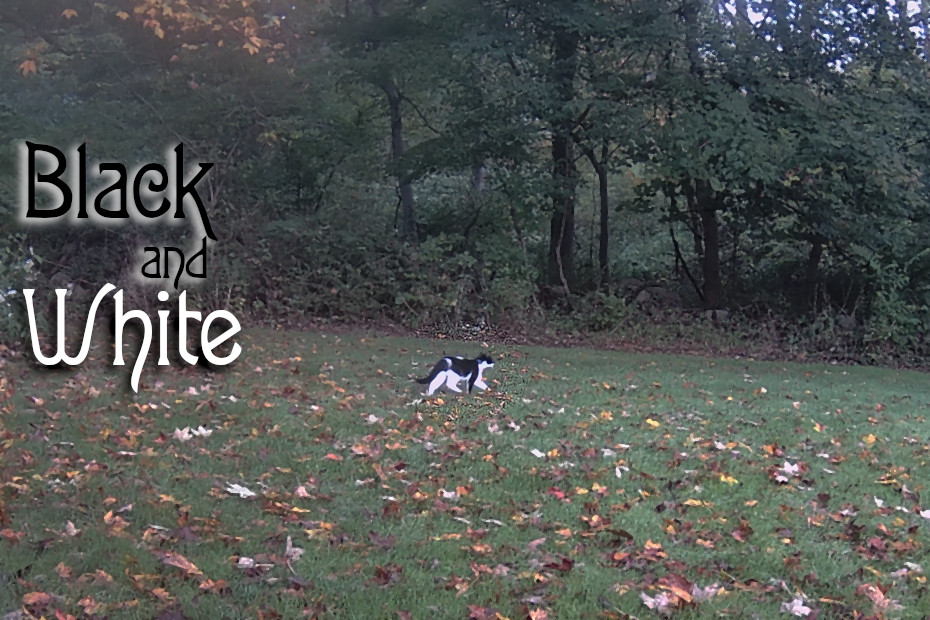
xmin=1 ymin=0 xmax=930 ymax=365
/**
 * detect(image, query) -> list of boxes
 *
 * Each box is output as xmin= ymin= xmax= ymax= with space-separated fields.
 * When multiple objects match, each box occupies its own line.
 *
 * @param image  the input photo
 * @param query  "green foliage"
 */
xmin=4 ymin=0 xmax=930 ymax=364
xmin=863 ymin=251 xmax=930 ymax=353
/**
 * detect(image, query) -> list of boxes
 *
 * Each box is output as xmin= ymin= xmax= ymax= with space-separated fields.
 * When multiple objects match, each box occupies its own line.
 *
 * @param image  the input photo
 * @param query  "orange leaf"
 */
xmin=61 ymin=9 xmax=78 ymax=19
xmin=19 ymin=59 xmax=37 ymax=76
xmin=324 ymin=453 xmax=342 ymax=461
xmin=23 ymin=592 xmax=51 ymax=606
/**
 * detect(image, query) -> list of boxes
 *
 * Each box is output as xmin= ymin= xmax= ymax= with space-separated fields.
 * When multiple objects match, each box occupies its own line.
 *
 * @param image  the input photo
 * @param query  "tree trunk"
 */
xmin=547 ymin=29 xmax=578 ymax=291
xmin=382 ymin=80 xmax=416 ymax=242
xmin=472 ymin=162 xmax=486 ymax=192
xmin=923 ymin=0 xmax=930 ymax=58
xmin=807 ymin=237 xmax=823 ymax=309
xmin=734 ymin=0 xmax=749 ymax=21
xmin=806 ymin=239 xmax=823 ymax=284
xmin=697 ymin=181 xmax=722 ymax=310
xmin=597 ymin=157 xmax=609 ymax=290
xmin=583 ymin=145 xmax=610 ymax=290
xmin=897 ymin=0 xmax=915 ymax=52
xmin=683 ymin=184 xmax=704 ymax=259
xmin=548 ymin=161 xmax=575 ymax=292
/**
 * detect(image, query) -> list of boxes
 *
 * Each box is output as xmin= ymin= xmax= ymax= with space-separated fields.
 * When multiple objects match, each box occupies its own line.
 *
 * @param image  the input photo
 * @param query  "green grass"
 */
xmin=1 ymin=328 xmax=929 ymax=619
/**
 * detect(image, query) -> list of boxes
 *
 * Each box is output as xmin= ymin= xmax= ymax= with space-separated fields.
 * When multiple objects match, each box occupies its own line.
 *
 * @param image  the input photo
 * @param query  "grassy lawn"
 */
xmin=1 ymin=328 xmax=929 ymax=620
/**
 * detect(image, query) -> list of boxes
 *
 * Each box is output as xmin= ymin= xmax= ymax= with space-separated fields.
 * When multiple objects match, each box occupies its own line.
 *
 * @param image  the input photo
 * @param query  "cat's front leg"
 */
xmin=474 ymin=379 xmax=488 ymax=390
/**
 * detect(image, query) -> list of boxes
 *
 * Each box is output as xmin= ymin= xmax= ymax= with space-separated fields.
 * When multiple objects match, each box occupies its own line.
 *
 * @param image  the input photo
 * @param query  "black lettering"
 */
xmin=132 ymin=163 xmax=170 ymax=218
xmin=77 ymin=143 xmax=88 ymax=218
xmin=173 ymin=143 xmax=216 ymax=240
xmin=142 ymin=248 xmax=161 ymax=278
xmin=26 ymin=142 xmax=71 ymax=218
xmin=94 ymin=163 xmax=128 ymax=218
xmin=185 ymin=237 xmax=207 ymax=280
xmin=164 ymin=246 xmax=185 ymax=290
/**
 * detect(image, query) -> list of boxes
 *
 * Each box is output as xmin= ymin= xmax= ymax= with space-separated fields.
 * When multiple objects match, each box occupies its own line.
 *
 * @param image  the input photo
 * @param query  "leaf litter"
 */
xmin=1 ymin=331 xmax=929 ymax=618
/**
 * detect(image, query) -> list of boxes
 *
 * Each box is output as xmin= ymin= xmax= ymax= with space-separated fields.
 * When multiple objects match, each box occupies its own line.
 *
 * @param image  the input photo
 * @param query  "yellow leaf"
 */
xmin=719 ymin=474 xmax=738 ymax=485
xmin=863 ymin=434 xmax=876 ymax=444
xmin=646 ymin=418 xmax=660 ymax=427
xmin=62 ymin=9 xmax=78 ymax=19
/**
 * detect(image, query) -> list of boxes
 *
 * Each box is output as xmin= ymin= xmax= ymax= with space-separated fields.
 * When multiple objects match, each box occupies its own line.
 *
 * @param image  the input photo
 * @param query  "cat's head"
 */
xmin=476 ymin=354 xmax=494 ymax=369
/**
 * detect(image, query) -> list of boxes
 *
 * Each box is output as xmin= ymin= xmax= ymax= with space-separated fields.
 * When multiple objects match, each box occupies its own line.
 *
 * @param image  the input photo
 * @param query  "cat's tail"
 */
xmin=414 ymin=358 xmax=449 ymax=384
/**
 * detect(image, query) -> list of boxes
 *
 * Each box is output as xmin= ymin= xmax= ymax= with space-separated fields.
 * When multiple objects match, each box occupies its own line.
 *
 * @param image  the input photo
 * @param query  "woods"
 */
xmin=2 ymin=0 xmax=930 ymax=364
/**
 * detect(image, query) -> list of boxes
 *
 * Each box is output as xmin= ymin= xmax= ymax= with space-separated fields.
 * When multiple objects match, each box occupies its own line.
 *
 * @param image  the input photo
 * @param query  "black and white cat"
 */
xmin=415 ymin=354 xmax=494 ymax=395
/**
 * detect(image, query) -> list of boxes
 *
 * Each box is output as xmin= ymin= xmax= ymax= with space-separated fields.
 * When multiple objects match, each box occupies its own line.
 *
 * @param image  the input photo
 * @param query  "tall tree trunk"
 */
xmin=583 ymin=145 xmax=610 ymax=290
xmin=683 ymin=183 xmax=704 ymax=259
xmin=897 ymin=0 xmax=915 ymax=52
xmin=597 ymin=156 xmax=609 ymax=290
xmin=548 ymin=155 xmax=575 ymax=292
xmin=382 ymin=80 xmax=416 ymax=242
xmin=734 ymin=0 xmax=749 ymax=22
xmin=923 ymin=0 xmax=930 ymax=58
xmin=807 ymin=237 xmax=823 ymax=310
xmin=472 ymin=162 xmax=486 ymax=192
xmin=547 ymin=29 xmax=578 ymax=291
xmin=696 ymin=181 xmax=722 ymax=310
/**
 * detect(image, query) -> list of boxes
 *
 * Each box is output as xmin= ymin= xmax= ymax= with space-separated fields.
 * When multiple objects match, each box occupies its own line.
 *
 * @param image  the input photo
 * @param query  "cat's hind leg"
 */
xmin=427 ymin=372 xmax=447 ymax=395
xmin=445 ymin=373 xmax=463 ymax=393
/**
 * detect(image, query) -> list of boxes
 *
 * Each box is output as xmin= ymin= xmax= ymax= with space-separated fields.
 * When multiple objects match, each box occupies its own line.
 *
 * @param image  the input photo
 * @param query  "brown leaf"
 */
xmin=658 ymin=573 xmax=694 ymax=603
xmin=55 ymin=562 xmax=73 ymax=579
xmin=468 ymin=606 xmax=499 ymax=620
xmin=373 ymin=564 xmax=403 ymax=586
xmin=154 ymin=550 xmax=204 ymax=577
xmin=368 ymin=530 xmax=395 ymax=548
xmin=731 ymin=521 xmax=754 ymax=542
